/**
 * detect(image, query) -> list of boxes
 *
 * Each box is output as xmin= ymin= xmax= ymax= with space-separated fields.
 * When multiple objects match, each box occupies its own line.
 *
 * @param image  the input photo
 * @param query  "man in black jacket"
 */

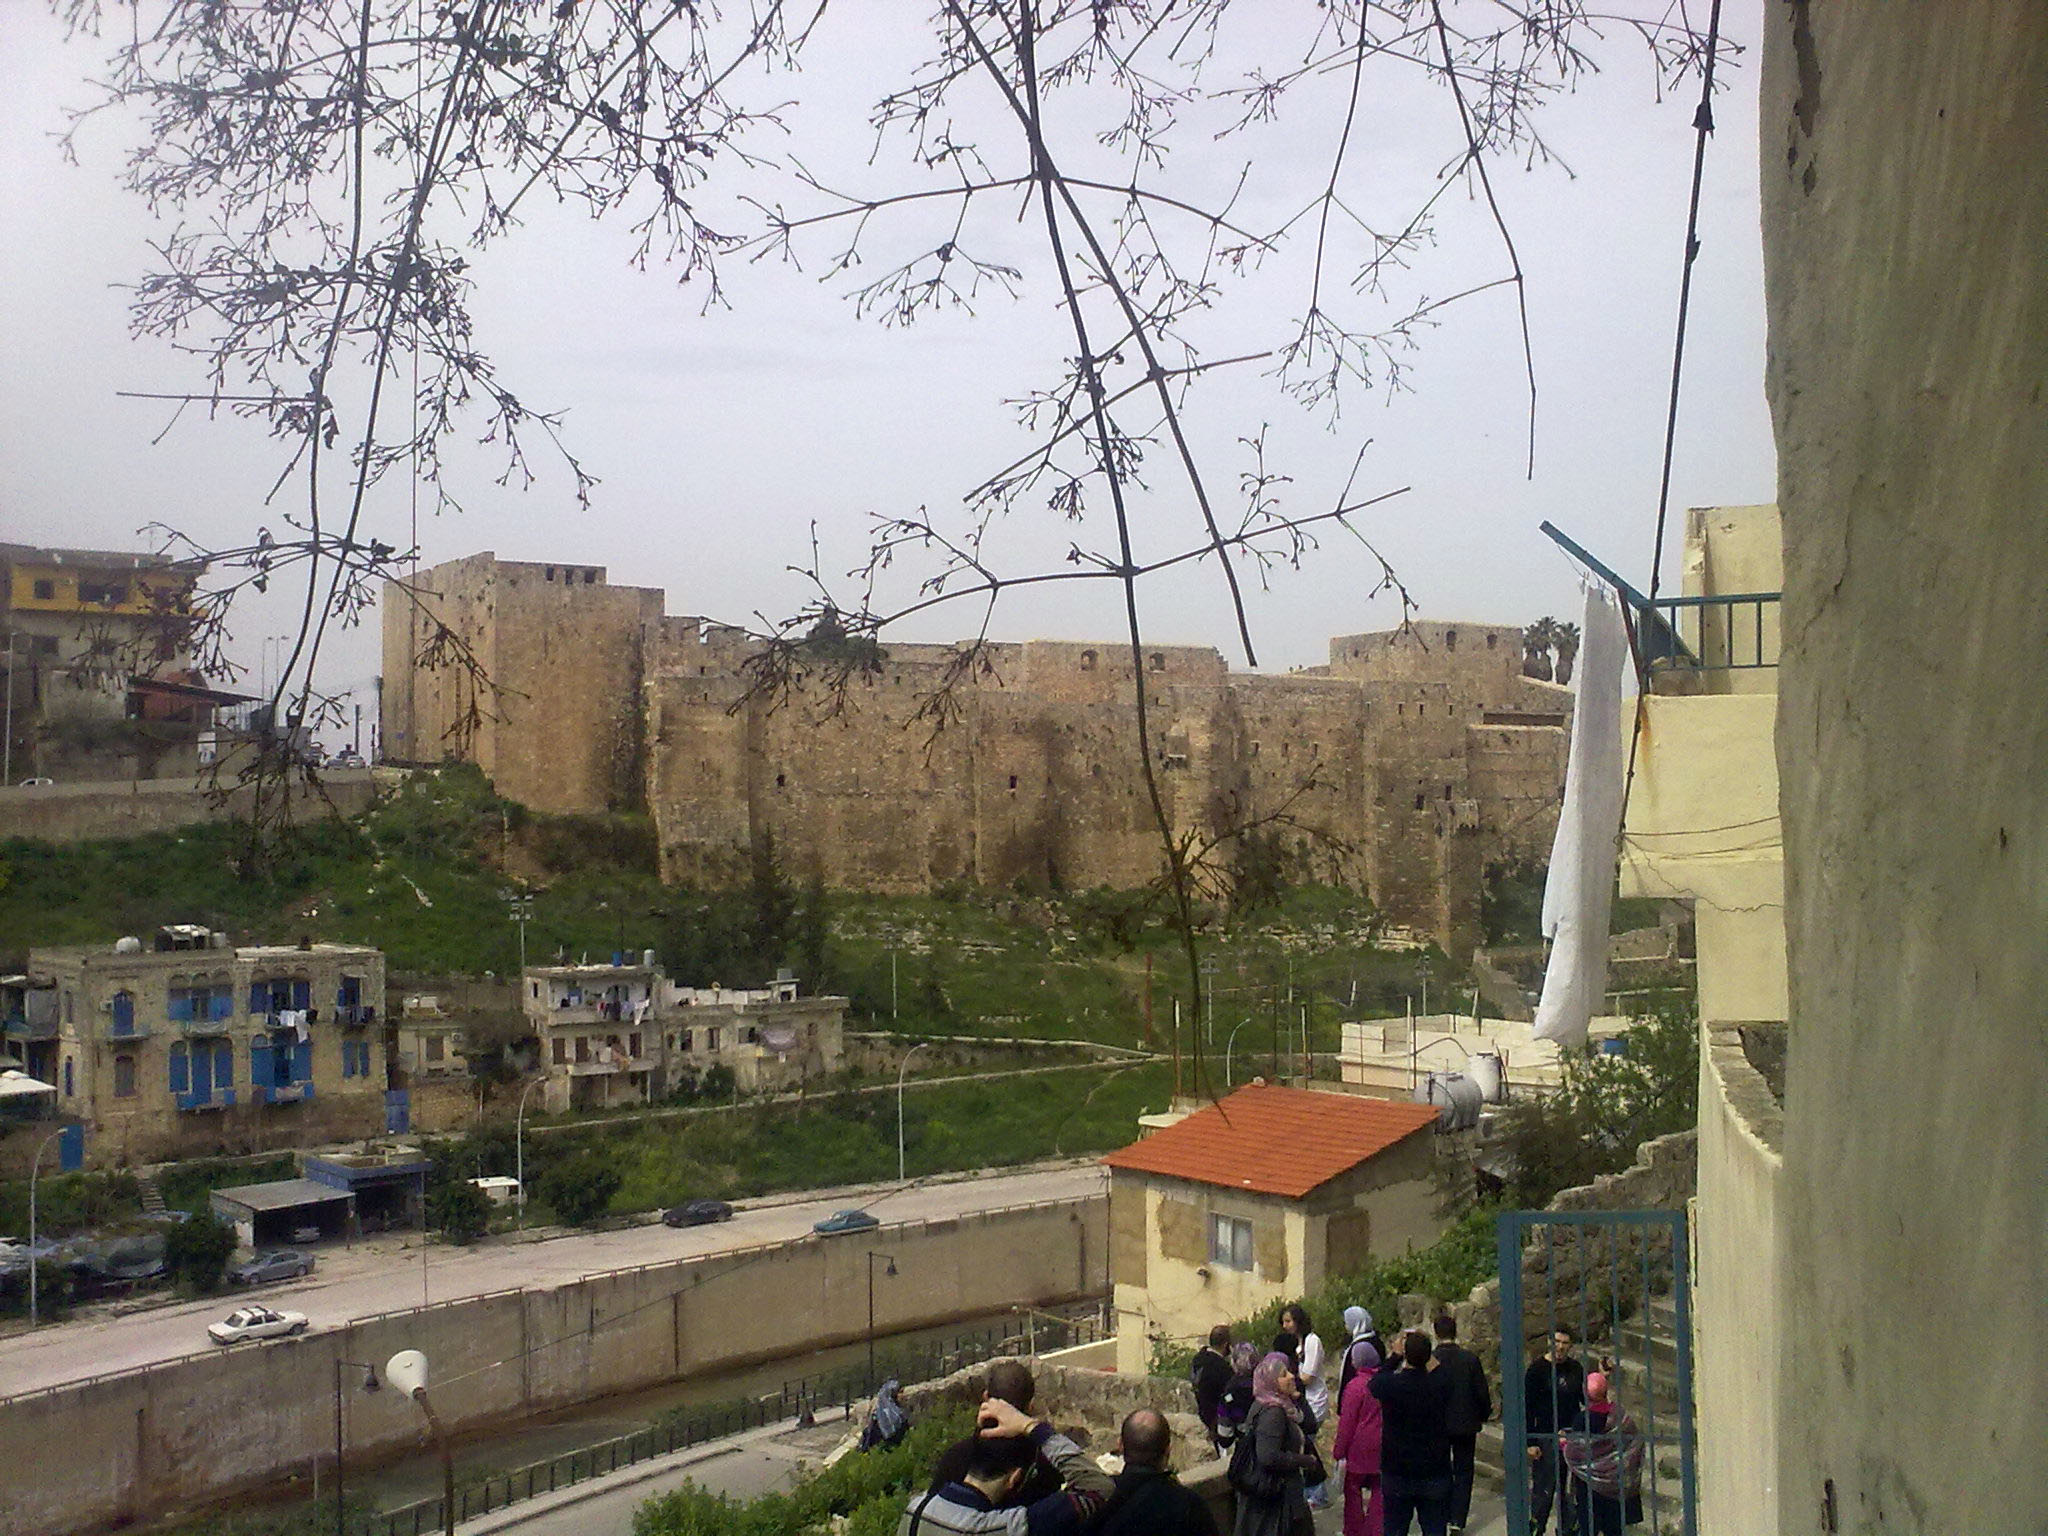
xmin=1523 ymin=1327 xmax=1586 ymax=1536
xmin=1094 ymin=1409 xmax=1219 ymax=1536
xmin=1431 ymin=1314 xmax=1492 ymax=1534
xmin=1189 ymin=1325 xmax=1234 ymax=1447
xmin=1369 ymin=1330 xmax=1455 ymax=1536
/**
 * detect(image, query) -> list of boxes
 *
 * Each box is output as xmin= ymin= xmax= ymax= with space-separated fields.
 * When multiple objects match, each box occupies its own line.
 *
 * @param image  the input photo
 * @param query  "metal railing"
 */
xmin=1645 ymin=591 xmax=1780 ymax=672
xmin=374 ymin=1306 xmax=1110 ymax=1536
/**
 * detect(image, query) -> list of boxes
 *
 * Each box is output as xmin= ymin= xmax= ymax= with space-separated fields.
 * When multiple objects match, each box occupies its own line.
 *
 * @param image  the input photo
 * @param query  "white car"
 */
xmin=207 ymin=1305 xmax=309 ymax=1345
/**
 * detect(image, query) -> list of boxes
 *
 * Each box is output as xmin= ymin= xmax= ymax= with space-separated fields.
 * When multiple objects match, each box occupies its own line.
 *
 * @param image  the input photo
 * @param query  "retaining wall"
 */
xmin=0 ymin=770 xmax=378 ymax=845
xmin=0 ymin=1195 xmax=1106 ymax=1536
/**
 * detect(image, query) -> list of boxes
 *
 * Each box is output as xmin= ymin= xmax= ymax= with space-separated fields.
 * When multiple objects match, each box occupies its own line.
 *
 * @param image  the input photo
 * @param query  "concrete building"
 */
xmin=18 ymin=926 xmax=390 ymax=1166
xmin=1616 ymin=502 xmax=1786 ymax=1536
xmin=523 ymin=959 xmax=845 ymax=1113
xmin=0 ymin=541 xmax=234 ymax=782
xmin=1102 ymin=1083 xmax=1442 ymax=1373
xmin=385 ymin=555 xmax=1571 ymax=954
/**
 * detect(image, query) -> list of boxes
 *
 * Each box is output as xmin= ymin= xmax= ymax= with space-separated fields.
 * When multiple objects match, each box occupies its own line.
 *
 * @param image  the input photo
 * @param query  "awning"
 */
xmin=0 ymin=1070 xmax=57 ymax=1099
xmin=210 ymin=1178 xmax=353 ymax=1214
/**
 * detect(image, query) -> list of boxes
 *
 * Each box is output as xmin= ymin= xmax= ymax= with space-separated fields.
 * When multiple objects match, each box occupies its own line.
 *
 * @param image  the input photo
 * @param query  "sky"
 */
xmin=0 ymin=1 xmax=1775 ymax=744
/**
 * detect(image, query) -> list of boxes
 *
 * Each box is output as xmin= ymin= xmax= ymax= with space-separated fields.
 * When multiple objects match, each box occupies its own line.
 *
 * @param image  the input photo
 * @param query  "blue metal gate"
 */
xmin=1497 ymin=1209 xmax=1697 ymax=1535
xmin=384 ymin=1088 xmax=410 ymax=1134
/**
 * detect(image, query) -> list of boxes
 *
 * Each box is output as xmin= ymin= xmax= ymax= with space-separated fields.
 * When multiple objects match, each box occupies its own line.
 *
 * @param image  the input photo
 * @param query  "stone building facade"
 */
xmin=12 ymin=926 xmax=388 ymax=1167
xmin=523 ymin=959 xmax=845 ymax=1113
xmin=384 ymin=554 xmax=1571 ymax=950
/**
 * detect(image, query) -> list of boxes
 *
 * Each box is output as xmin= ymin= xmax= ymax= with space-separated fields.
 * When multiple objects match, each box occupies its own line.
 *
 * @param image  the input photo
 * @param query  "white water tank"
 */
xmin=1416 ymin=1071 xmax=1485 ymax=1131
xmin=114 ymin=936 xmax=143 ymax=954
xmin=642 ymin=948 xmax=658 ymax=968
xmin=1468 ymin=1052 xmax=1505 ymax=1104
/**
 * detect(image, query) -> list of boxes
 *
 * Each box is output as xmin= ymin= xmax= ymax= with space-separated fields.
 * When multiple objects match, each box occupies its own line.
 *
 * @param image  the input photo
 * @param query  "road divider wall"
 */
xmin=0 ymin=1193 xmax=1107 ymax=1536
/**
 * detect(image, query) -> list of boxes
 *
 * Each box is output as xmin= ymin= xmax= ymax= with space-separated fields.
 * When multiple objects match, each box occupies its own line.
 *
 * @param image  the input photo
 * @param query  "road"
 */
xmin=0 ymin=1162 xmax=1106 ymax=1400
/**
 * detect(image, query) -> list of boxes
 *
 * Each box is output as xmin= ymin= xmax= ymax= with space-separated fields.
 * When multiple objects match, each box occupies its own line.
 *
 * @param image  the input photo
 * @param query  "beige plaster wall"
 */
xmin=0 ymin=1195 xmax=1107 ymax=1536
xmin=1694 ymin=1027 xmax=1782 ymax=1536
xmin=1763 ymin=7 xmax=2048 ymax=1533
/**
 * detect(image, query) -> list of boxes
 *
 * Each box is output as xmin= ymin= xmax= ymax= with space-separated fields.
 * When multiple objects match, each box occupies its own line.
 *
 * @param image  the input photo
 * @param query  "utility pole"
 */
xmin=3 ymin=630 xmax=15 ymax=785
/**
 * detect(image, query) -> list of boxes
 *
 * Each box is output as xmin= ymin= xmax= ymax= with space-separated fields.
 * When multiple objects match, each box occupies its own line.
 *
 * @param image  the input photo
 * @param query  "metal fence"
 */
xmin=375 ymin=1304 xmax=1110 ymax=1536
xmin=1646 ymin=591 xmax=1781 ymax=672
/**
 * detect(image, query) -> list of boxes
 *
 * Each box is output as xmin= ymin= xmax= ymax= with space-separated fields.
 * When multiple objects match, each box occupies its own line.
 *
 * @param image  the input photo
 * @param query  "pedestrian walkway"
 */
xmin=1309 ymin=1482 xmax=1509 ymax=1536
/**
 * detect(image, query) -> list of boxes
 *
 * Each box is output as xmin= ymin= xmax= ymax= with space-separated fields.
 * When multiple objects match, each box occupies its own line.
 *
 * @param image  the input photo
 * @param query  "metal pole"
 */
xmin=334 ymin=1360 xmax=345 ymax=1536
xmin=28 ymin=1127 xmax=63 ymax=1328
xmin=515 ymin=1076 xmax=542 ymax=1228
xmin=866 ymin=1253 xmax=877 ymax=1389
xmin=410 ymin=1390 xmax=456 ymax=1536
xmin=890 ymin=949 xmax=898 ymax=1022
xmin=3 ymin=632 xmax=15 ymax=785
xmin=895 ymin=1042 xmax=930 ymax=1182
xmin=1223 ymin=1020 xmax=1249 ymax=1088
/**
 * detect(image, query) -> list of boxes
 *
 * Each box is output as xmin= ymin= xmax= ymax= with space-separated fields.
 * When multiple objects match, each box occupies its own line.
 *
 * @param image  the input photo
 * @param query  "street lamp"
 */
xmin=1222 ymin=1019 xmax=1252 ymax=1089
xmin=895 ymin=1042 xmax=932 ymax=1182
xmin=501 ymin=889 xmax=534 ymax=974
xmin=866 ymin=1250 xmax=898 ymax=1390
xmin=27 ymin=1125 xmax=71 ymax=1328
xmin=332 ymin=1357 xmax=381 ymax=1536
xmin=385 ymin=1350 xmax=455 ymax=1536
xmin=514 ymin=1075 xmax=545 ymax=1229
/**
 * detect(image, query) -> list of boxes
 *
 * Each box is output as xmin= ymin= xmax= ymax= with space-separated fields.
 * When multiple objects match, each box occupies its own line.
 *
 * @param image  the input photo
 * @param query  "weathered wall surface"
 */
xmin=1695 ymin=1027 xmax=1780 ymax=1536
xmin=1764 ymin=8 xmax=2048 ymax=1534
xmin=0 ymin=771 xmax=377 ymax=844
xmin=387 ymin=557 xmax=1568 ymax=944
xmin=0 ymin=1195 xmax=1106 ymax=1536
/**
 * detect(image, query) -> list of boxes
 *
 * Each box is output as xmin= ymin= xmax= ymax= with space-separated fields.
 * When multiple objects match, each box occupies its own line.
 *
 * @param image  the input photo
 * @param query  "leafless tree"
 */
xmin=45 ymin=0 xmax=1725 ymax=1079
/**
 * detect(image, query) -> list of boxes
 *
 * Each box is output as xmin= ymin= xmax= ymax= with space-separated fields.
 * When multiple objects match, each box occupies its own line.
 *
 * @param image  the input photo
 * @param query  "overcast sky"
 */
xmin=0 ymin=1 xmax=1775 ymax=741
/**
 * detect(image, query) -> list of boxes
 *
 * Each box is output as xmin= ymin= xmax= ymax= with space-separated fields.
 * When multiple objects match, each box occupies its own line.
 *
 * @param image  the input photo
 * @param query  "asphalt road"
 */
xmin=0 ymin=1162 xmax=1106 ymax=1400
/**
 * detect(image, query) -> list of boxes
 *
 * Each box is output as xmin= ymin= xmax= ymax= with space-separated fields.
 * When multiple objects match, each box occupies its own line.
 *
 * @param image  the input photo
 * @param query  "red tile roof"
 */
xmin=1100 ymin=1083 xmax=1440 ymax=1199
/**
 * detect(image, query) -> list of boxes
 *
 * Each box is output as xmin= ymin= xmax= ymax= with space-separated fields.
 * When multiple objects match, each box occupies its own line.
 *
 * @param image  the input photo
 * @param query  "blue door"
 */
xmin=385 ymin=1088 xmax=410 ymax=1134
xmin=1496 ymin=1208 xmax=1697 ymax=1535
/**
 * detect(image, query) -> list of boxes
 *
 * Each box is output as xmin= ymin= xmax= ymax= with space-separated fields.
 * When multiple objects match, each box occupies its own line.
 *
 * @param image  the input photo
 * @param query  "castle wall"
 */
xmin=386 ymin=561 xmax=1570 ymax=946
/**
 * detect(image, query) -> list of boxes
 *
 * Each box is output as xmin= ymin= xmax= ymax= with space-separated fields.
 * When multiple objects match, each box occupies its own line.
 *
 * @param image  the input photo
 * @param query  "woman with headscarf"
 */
xmin=1213 ymin=1340 xmax=1263 ymax=1452
xmin=858 ymin=1378 xmax=910 ymax=1452
xmin=1230 ymin=1353 xmax=1320 ymax=1536
xmin=1335 ymin=1305 xmax=1388 ymax=1406
xmin=1332 ymin=1340 xmax=1385 ymax=1536
xmin=1272 ymin=1304 xmax=1330 ymax=1507
xmin=1558 ymin=1371 xmax=1645 ymax=1536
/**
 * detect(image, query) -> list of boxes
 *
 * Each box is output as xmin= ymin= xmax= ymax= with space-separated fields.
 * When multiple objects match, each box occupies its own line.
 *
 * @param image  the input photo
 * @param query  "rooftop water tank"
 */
xmin=1415 ymin=1071 xmax=1485 ymax=1131
xmin=1468 ymin=1052 xmax=1505 ymax=1104
xmin=642 ymin=949 xmax=658 ymax=968
xmin=114 ymin=936 xmax=143 ymax=955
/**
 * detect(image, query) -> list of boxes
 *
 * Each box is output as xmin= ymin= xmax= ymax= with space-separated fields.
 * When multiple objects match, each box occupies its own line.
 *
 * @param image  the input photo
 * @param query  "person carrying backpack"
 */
xmin=1228 ymin=1353 xmax=1321 ymax=1536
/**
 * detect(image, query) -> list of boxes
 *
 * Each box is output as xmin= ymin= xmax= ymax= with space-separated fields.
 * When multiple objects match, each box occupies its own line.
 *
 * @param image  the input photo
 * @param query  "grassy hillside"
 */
xmin=0 ymin=768 xmax=1445 ymax=1056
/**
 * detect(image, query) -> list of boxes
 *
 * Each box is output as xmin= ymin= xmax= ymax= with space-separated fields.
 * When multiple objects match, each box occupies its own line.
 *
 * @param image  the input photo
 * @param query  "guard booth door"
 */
xmin=1496 ymin=1208 xmax=1698 ymax=1536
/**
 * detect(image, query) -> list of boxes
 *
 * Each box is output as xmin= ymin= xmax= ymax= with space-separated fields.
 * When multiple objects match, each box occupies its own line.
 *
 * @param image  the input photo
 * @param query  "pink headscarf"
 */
xmin=1252 ymin=1351 xmax=1302 ymax=1421
xmin=1585 ymin=1371 xmax=1610 ymax=1402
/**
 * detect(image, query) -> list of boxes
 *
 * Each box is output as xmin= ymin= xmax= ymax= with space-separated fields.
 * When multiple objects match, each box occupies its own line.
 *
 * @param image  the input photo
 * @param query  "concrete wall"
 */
xmin=0 ymin=1194 xmax=1107 ymax=1536
xmin=1763 ymin=9 xmax=2048 ymax=1534
xmin=1695 ymin=1027 xmax=1781 ymax=1536
xmin=0 ymin=770 xmax=377 ymax=845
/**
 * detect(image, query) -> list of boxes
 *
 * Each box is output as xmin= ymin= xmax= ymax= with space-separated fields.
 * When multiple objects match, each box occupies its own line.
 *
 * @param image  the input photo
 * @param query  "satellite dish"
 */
xmin=385 ymin=1349 xmax=429 ymax=1394
xmin=760 ymin=1024 xmax=799 ymax=1054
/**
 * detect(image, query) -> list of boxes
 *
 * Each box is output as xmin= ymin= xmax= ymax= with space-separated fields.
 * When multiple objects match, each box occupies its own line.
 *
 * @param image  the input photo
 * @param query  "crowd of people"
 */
xmin=882 ymin=1316 xmax=1644 ymax=1536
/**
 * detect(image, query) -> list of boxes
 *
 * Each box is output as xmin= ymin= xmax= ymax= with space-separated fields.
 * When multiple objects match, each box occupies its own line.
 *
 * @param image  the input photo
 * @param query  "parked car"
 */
xmin=229 ymin=1249 xmax=315 ymax=1286
xmin=207 ymin=1305 xmax=309 ymax=1345
xmin=662 ymin=1199 xmax=734 ymax=1228
xmin=812 ymin=1208 xmax=880 ymax=1237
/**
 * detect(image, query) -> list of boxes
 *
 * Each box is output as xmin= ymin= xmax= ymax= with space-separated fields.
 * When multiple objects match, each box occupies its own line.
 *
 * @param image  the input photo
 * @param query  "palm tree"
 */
xmin=1552 ymin=620 xmax=1581 ymax=685
xmin=1522 ymin=617 xmax=1558 ymax=681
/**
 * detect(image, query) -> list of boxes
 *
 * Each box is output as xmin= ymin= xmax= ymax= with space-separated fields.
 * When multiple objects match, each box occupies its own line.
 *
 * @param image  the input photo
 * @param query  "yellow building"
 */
xmin=21 ymin=926 xmax=390 ymax=1166
xmin=1102 ymin=1083 xmax=1443 ymax=1375
xmin=1617 ymin=502 xmax=1786 ymax=1536
xmin=0 ymin=541 xmax=213 ymax=781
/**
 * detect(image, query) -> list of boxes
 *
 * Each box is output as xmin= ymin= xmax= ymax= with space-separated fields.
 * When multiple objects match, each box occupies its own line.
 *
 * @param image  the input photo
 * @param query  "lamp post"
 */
xmin=3 ymin=629 xmax=16 ymax=785
xmin=385 ymin=1350 xmax=454 ymax=1536
xmin=332 ymin=1357 xmax=381 ymax=1536
xmin=502 ymin=888 xmax=534 ymax=974
xmin=895 ymin=1042 xmax=932 ymax=1182
xmin=1222 ymin=1019 xmax=1252 ymax=1089
xmin=27 ymin=1125 xmax=70 ymax=1328
xmin=514 ymin=1075 xmax=544 ymax=1228
xmin=866 ymin=1250 xmax=898 ymax=1390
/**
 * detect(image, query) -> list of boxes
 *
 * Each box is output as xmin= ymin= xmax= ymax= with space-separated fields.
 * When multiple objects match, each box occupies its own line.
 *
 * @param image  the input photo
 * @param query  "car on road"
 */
xmin=662 ymin=1199 xmax=734 ymax=1228
xmin=208 ymin=1305 xmax=309 ymax=1345
xmin=812 ymin=1208 xmax=880 ymax=1237
xmin=229 ymin=1249 xmax=315 ymax=1287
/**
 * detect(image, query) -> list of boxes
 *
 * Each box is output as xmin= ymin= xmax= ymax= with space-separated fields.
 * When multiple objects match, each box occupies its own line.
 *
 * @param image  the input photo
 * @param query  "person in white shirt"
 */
xmin=1276 ymin=1304 xmax=1331 ymax=1509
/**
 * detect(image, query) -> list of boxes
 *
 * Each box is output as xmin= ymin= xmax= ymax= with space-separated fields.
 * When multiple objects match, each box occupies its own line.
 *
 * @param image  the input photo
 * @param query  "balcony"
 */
xmin=1645 ymin=590 xmax=1781 ymax=696
xmin=176 ymin=1015 xmax=234 ymax=1037
xmin=335 ymin=1003 xmax=378 ymax=1026
xmin=100 ymin=1021 xmax=154 ymax=1042
xmin=566 ymin=1058 xmax=622 ymax=1076
xmin=176 ymin=1090 xmax=235 ymax=1113
xmin=3 ymin=1017 xmax=56 ymax=1043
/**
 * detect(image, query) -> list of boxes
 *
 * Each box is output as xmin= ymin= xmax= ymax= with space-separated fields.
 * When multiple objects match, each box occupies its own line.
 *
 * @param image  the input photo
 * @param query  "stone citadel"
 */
xmin=381 ymin=553 xmax=1572 ymax=950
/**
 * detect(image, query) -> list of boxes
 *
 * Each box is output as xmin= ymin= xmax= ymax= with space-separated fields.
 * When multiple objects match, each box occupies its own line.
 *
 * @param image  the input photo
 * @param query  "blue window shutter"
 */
xmin=293 ymin=1039 xmax=312 ymax=1082
xmin=191 ymin=1044 xmax=213 ymax=1099
xmin=212 ymin=988 xmax=234 ymax=1021
xmin=215 ymin=1040 xmax=233 ymax=1087
xmin=111 ymin=992 xmax=134 ymax=1035
xmin=167 ymin=991 xmax=193 ymax=1024
xmin=251 ymin=1038 xmax=272 ymax=1088
xmin=249 ymin=983 xmax=267 ymax=1015
xmin=292 ymin=980 xmax=312 ymax=1011
xmin=168 ymin=1042 xmax=188 ymax=1095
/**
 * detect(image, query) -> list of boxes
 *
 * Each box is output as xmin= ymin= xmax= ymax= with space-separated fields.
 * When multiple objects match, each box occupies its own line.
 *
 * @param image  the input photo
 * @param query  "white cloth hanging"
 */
xmin=1533 ymin=584 xmax=1629 ymax=1046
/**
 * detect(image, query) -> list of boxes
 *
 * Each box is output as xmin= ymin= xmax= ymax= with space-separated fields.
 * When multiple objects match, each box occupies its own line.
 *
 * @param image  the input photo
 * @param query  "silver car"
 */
xmin=207 ymin=1305 xmax=309 ymax=1345
xmin=229 ymin=1249 xmax=315 ymax=1287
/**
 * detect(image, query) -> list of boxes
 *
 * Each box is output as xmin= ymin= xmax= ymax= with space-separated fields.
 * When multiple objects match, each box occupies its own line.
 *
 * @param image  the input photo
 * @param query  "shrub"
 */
xmin=165 ymin=1210 xmax=238 ymax=1293
xmin=430 ymin=1180 xmax=493 ymax=1245
xmin=541 ymin=1152 xmax=623 ymax=1226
